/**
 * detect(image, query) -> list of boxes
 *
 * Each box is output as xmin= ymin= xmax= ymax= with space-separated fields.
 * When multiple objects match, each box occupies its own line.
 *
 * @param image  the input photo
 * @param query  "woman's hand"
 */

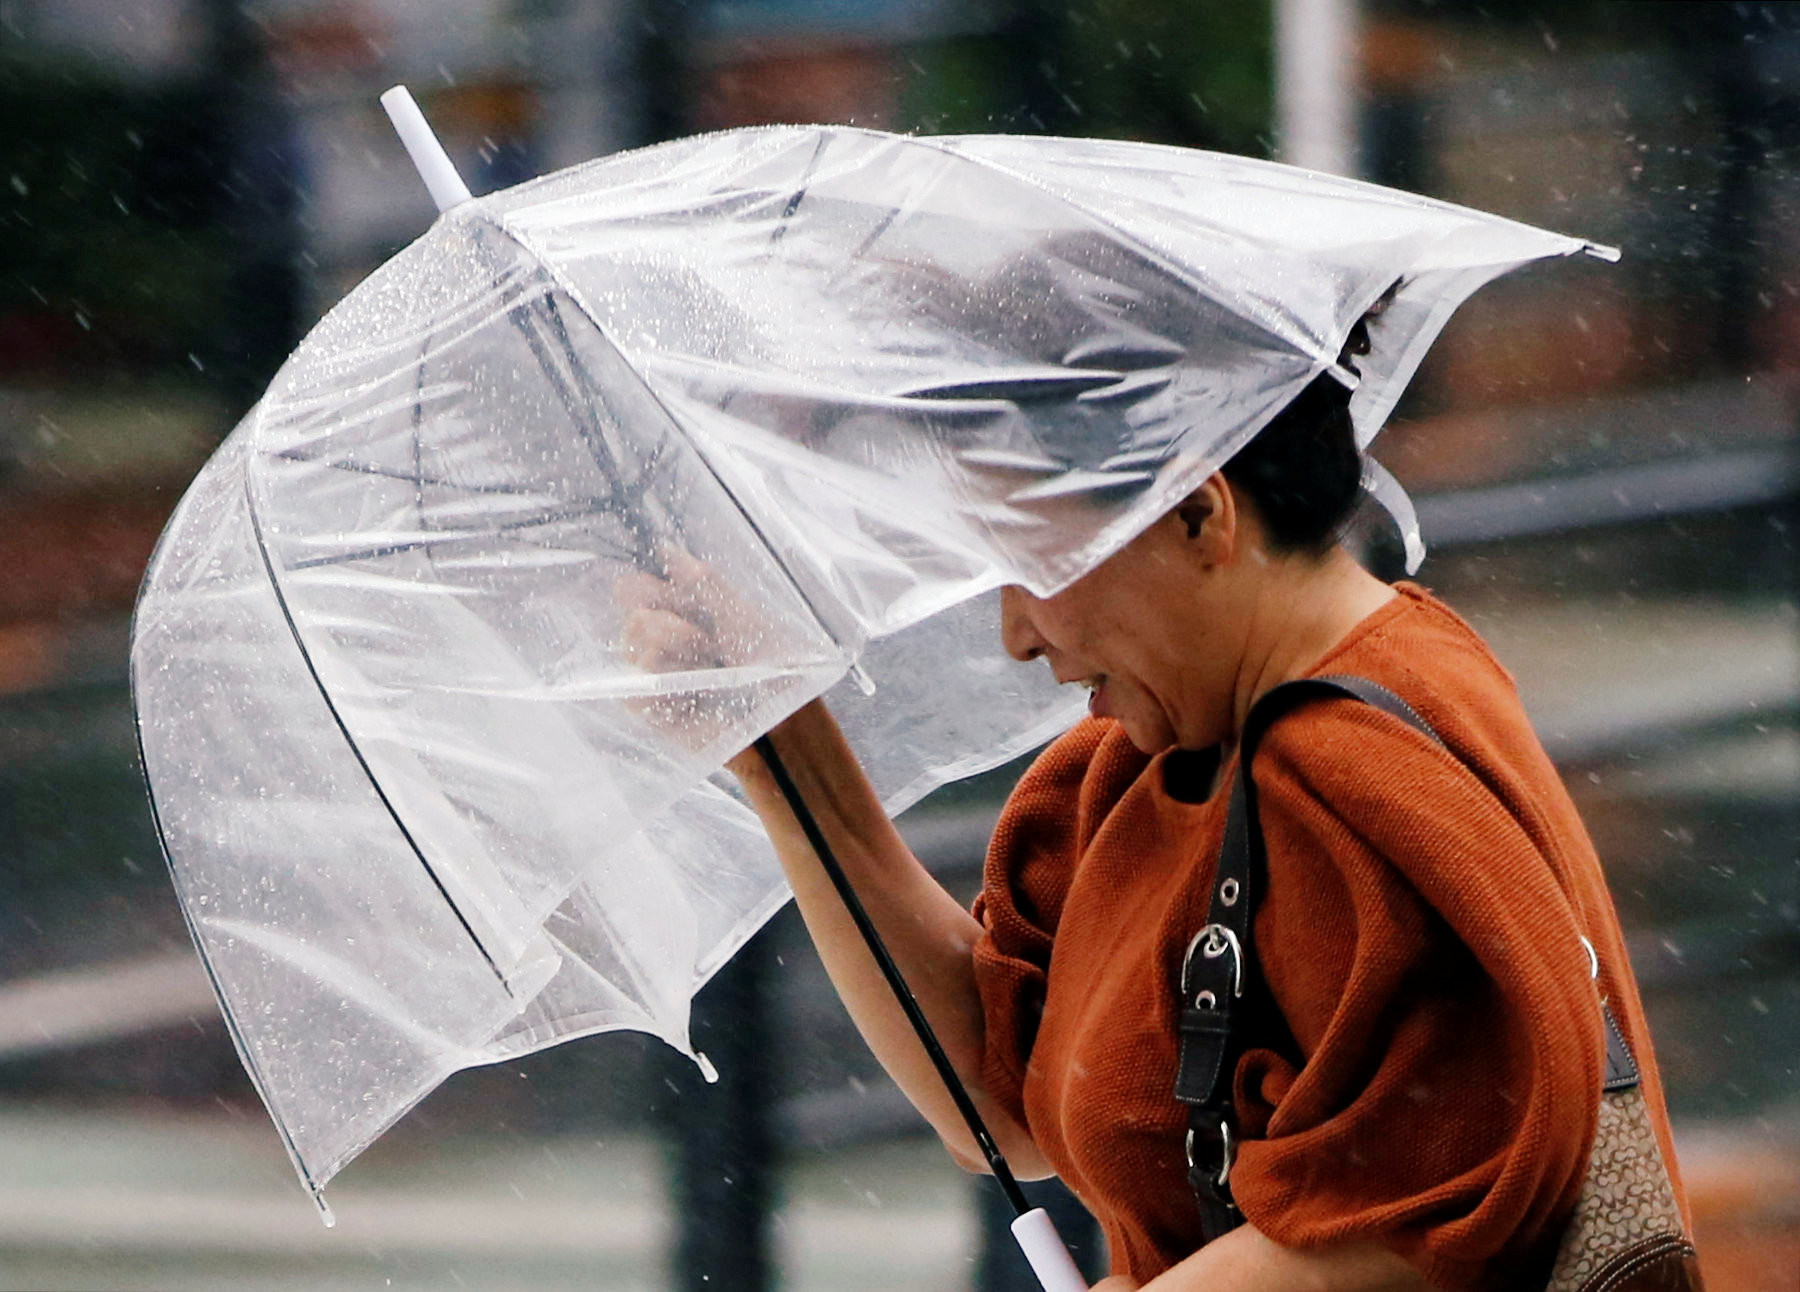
xmin=616 ymin=546 xmax=765 ymax=673
xmin=618 ymin=554 xmax=1052 ymax=1180
xmin=615 ymin=546 xmax=799 ymax=758
xmin=1091 ymin=1277 xmax=1142 ymax=1291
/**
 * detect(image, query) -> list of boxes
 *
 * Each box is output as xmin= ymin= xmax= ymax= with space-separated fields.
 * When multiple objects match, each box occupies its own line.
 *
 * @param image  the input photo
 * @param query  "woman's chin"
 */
xmin=1115 ymin=714 xmax=1178 ymax=755
xmin=1090 ymin=684 xmax=1179 ymax=752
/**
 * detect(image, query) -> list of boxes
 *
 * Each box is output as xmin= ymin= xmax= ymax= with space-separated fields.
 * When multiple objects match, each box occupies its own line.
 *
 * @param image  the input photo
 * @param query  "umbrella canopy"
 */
xmin=131 ymin=124 xmax=1614 ymax=1208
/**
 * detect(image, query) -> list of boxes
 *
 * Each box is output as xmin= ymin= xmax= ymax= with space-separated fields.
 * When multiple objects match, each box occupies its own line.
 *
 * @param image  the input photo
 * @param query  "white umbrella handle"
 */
xmin=380 ymin=85 xmax=472 ymax=212
xmin=1011 ymin=1207 xmax=1090 ymax=1291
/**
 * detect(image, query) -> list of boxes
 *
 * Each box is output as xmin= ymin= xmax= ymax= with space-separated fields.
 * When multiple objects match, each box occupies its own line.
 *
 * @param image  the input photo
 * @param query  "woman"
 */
xmin=623 ymin=370 xmax=1692 ymax=1290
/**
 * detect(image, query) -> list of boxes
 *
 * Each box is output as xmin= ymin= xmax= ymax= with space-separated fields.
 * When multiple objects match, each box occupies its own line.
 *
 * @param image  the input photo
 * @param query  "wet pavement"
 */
xmin=0 ymin=1105 xmax=976 ymax=1290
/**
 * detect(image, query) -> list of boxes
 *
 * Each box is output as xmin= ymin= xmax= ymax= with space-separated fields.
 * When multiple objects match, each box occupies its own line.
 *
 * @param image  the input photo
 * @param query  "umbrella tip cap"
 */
xmin=380 ymin=84 xmax=474 ymax=213
xmin=311 ymin=1190 xmax=337 ymax=1229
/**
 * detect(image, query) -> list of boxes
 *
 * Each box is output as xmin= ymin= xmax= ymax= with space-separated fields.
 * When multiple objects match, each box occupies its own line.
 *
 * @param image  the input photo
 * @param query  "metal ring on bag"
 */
xmin=1219 ymin=877 xmax=1240 ymax=906
xmin=1201 ymin=923 xmax=1244 ymax=998
xmin=1181 ymin=923 xmax=1244 ymax=998
xmin=1215 ymin=1118 xmax=1235 ymax=1187
xmin=1180 ymin=921 xmax=1238 ymax=1000
xmin=1185 ymin=1121 xmax=1236 ymax=1188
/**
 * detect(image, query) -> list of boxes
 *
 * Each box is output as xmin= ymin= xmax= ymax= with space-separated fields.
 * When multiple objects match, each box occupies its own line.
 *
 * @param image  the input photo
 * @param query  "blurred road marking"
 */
xmin=0 ymin=1109 xmax=973 ymax=1284
xmin=0 ymin=1186 xmax=667 ymax=1257
xmin=1417 ymin=443 xmax=1800 ymax=546
xmin=0 ymin=954 xmax=215 ymax=1061
xmin=1458 ymin=598 xmax=1800 ymax=764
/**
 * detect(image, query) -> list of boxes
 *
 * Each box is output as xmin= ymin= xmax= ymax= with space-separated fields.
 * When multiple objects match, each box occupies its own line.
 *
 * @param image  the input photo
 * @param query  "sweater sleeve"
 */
xmin=1228 ymin=701 xmax=1604 ymax=1291
xmin=969 ymin=719 xmax=1125 ymax=1126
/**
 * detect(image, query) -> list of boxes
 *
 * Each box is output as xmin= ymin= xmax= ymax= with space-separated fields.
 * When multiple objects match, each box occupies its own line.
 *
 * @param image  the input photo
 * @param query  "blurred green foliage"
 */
xmin=900 ymin=0 xmax=1274 ymax=155
xmin=0 ymin=60 xmax=238 ymax=385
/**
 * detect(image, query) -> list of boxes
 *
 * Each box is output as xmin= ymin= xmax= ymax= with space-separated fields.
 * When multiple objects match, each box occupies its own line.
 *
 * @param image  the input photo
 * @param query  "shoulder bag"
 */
xmin=1173 ymin=675 xmax=1702 ymax=1291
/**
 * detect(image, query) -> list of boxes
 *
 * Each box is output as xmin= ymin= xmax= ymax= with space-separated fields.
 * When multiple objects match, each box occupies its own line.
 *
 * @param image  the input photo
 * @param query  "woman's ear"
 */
xmin=1173 ymin=474 xmax=1237 ymax=565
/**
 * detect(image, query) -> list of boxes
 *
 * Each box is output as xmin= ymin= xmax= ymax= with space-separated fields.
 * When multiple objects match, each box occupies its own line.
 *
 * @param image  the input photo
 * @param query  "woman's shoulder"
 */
xmin=1260 ymin=581 xmax=1591 ymax=893
xmin=1320 ymin=582 xmax=1514 ymax=687
xmin=1245 ymin=580 xmax=1588 ymax=866
xmin=1295 ymin=582 xmax=1543 ymax=763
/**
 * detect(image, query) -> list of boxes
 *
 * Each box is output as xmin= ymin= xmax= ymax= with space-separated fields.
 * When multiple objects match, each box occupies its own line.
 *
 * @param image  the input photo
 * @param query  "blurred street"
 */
xmin=2 ymin=1 xmax=1797 ymax=1289
xmin=0 ymin=1107 xmax=976 ymax=1291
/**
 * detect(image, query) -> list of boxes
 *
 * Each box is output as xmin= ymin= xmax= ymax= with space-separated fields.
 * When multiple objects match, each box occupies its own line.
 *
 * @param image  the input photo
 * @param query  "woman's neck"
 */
xmin=1229 ymin=547 xmax=1396 ymax=739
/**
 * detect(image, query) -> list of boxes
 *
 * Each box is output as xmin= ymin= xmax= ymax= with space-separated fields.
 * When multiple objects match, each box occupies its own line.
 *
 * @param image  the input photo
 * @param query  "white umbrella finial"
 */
xmin=381 ymin=84 xmax=473 ymax=212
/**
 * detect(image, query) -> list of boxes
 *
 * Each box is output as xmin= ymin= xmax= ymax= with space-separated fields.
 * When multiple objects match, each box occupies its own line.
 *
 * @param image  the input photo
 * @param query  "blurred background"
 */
xmin=1 ymin=0 xmax=1795 ymax=1288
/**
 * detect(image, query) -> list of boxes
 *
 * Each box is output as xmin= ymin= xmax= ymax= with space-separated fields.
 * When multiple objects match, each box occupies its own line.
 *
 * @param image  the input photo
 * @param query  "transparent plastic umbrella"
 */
xmin=130 ymin=92 xmax=1615 ymax=1255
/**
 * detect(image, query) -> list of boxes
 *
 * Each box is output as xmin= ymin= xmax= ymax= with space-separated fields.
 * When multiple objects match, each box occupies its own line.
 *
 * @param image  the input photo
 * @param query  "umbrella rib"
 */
xmin=270 ymin=446 xmax=610 ymax=500
xmin=129 ymin=676 xmax=332 ymax=1210
xmin=504 ymin=293 xmax=667 ymax=573
xmin=496 ymin=219 xmax=853 ymax=643
xmin=538 ymin=293 xmax=677 ymax=563
xmin=278 ymin=284 xmax=676 ymax=578
xmin=240 ymin=472 xmax=518 ymax=993
xmin=752 ymin=734 xmax=1032 ymax=1218
xmin=765 ymin=132 xmax=831 ymax=250
xmin=280 ymin=502 xmax=642 ymax=571
xmin=845 ymin=202 xmax=905 ymax=264
xmin=410 ymin=317 xmax=439 ymax=584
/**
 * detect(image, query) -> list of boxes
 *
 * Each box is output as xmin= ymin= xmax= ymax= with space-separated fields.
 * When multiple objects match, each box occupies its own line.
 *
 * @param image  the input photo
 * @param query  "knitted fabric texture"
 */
xmin=971 ymin=584 xmax=1690 ymax=1290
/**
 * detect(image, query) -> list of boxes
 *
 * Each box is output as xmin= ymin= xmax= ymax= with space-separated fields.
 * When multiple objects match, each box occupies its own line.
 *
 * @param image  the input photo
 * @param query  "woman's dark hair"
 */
xmin=1219 ymin=372 xmax=1362 ymax=555
xmin=1220 ymin=283 xmax=1398 ymax=554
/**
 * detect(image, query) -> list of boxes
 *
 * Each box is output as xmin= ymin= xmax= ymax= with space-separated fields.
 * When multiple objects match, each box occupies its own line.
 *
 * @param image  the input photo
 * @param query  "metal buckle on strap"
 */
xmin=1185 ymin=1118 xmax=1236 ymax=1189
xmin=1182 ymin=923 xmax=1244 ymax=1000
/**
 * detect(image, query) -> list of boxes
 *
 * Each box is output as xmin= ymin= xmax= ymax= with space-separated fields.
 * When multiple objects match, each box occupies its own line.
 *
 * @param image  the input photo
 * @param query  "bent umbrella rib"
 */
xmin=496 ymin=214 xmax=862 ymax=658
xmin=239 ymin=469 xmax=517 ymax=993
xmin=130 ymin=662 xmax=332 ymax=1210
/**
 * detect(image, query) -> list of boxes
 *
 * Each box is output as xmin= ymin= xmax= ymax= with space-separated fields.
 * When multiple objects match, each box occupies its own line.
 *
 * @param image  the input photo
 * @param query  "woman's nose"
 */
xmin=999 ymin=585 xmax=1045 ymax=662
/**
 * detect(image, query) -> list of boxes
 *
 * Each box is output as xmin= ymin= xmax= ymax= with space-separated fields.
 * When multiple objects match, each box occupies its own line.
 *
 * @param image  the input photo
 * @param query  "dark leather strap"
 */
xmin=1603 ymin=999 xmax=1642 ymax=1093
xmin=1587 ymin=1236 xmax=1703 ymax=1291
xmin=1175 ymin=678 xmax=1388 ymax=1236
xmin=1174 ymin=674 xmax=1640 ymax=1240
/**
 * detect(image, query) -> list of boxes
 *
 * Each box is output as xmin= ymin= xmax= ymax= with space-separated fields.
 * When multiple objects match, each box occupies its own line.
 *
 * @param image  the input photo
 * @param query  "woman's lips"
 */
xmin=1060 ymin=672 xmax=1108 ymax=720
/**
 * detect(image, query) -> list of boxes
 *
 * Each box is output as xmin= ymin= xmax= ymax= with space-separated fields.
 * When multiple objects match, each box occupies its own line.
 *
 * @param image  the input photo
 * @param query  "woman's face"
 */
xmin=1000 ymin=489 xmax=1246 ymax=753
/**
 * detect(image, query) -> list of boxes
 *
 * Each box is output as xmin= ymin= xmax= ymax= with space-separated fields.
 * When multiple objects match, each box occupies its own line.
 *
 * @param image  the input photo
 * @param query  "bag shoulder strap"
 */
xmin=1174 ymin=673 xmax=1639 ymax=1239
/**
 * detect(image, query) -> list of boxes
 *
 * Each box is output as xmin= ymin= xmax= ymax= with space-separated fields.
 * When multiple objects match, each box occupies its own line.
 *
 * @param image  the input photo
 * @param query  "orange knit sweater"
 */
xmin=971 ymin=585 xmax=1688 ymax=1290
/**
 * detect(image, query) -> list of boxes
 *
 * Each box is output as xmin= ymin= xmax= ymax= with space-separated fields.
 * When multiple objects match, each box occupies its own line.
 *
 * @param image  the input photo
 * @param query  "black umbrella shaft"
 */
xmin=751 ymin=735 xmax=1032 ymax=1217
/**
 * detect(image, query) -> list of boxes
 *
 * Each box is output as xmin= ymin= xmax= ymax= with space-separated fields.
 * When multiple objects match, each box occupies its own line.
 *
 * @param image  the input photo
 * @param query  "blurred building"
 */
xmin=0 ymin=1 xmax=1795 ymax=1289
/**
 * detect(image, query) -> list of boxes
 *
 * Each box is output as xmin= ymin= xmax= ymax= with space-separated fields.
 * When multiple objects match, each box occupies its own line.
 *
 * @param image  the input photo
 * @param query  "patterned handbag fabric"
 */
xmin=1547 ymin=1077 xmax=1701 ymax=1290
